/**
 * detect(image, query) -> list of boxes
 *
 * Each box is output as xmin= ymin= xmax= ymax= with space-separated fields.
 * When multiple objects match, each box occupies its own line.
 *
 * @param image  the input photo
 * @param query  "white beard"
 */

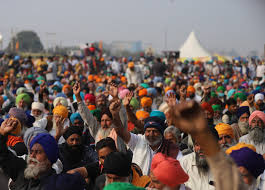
xmin=24 ymin=157 xmax=50 ymax=179
xmin=95 ymin=127 xmax=113 ymax=143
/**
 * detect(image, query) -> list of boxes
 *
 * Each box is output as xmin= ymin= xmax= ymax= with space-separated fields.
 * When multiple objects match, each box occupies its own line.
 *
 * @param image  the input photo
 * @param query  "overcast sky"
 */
xmin=0 ymin=0 xmax=265 ymax=56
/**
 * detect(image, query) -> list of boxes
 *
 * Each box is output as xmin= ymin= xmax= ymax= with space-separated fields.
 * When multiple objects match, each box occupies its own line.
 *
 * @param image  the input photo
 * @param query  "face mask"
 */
xmin=218 ymin=92 xmax=224 ymax=97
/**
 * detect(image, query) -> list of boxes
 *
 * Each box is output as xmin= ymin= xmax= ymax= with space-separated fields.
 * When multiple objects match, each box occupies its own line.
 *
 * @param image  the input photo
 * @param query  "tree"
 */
xmin=7 ymin=31 xmax=44 ymax=53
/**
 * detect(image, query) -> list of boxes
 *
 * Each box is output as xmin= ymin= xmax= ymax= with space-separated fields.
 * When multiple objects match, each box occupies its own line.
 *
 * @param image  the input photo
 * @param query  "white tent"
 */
xmin=179 ymin=31 xmax=211 ymax=58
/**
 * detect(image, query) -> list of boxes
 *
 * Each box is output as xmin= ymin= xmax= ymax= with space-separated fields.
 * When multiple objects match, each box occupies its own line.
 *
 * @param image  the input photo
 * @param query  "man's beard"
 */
xmin=238 ymin=121 xmax=249 ymax=135
xmin=145 ymin=135 xmax=163 ymax=147
xmin=96 ymin=126 xmax=113 ymax=142
xmin=97 ymin=104 xmax=106 ymax=111
xmin=64 ymin=143 xmax=84 ymax=164
xmin=24 ymin=157 xmax=50 ymax=179
xmin=34 ymin=114 xmax=44 ymax=121
xmin=195 ymin=152 xmax=209 ymax=176
xmin=249 ymin=127 xmax=265 ymax=144
xmin=220 ymin=140 xmax=235 ymax=151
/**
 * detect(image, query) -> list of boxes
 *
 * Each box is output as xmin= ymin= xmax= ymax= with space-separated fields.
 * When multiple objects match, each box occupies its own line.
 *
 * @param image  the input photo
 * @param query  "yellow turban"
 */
xmin=215 ymin=123 xmax=234 ymax=139
xmin=226 ymin=143 xmax=256 ymax=155
xmin=141 ymin=97 xmax=153 ymax=107
xmin=9 ymin=117 xmax=22 ymax=136
xmin=136 ymin=110 xmax=150 ymax=120
xmin=53 ymin=105 xmax=68 ymax=119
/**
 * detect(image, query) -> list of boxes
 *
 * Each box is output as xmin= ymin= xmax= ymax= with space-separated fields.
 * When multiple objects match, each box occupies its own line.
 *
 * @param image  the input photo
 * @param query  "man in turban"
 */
xmin=16 ymin=93 xmax=32 ymax=110
xmin=236 ymin=106 xmax=250 ymax=135
xmin=140 ymin=97 xmax=153 ymax=113
xmin=255 ymin=93 xmax=265 ymax=111
xmin=222 ymin=98 xmax=238 ymax=124
xmin=215 ymin=123 xmax=236 ymax=150
xmin=226 ymin=145 xmax=265 ymax=189
xmin=126 ymin=62 xmax=144 ymax=85
xmin=149 ymin=153 xmax=189 ymax=190
xmin=73 ymin=82 xmax=127 ymax=153
xmin=31 ymin=102 xmax=45 ymax=121
xmin=239 ymin=110 xmax=265 ymax=154
xmin=59 ymin=126 xmax=98 ymax=172
xmin=0 ymin=121 xmax=85 ymax=189
xmin=201 ymin=102 xmax=214 ymax=127
xmin=84 ymin=93 xmax=96 ymax=107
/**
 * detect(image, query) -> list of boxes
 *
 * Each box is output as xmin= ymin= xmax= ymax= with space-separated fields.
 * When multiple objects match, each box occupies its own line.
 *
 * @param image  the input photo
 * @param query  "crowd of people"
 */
xmin=0 ymin=46 xmax=265 ymax=190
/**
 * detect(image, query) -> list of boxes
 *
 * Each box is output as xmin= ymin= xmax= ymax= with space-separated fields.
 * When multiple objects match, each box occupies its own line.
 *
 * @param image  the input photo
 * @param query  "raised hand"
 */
xmin=0 ymin=118 xmax=19 ymax=136
xmin=55 ymin=116 xmax=67 ymax=139
xmin=247 ymin=94 xmax=254 ymax=106
xmin=109 ymin=99 xmax=121 ymax=117
xmin=123 ymin=91 xmax=133 ymax=106
xmin=109 ymin=82 xmax=119 ymax=99
xmin=73 ymin=81 xmax=81 ymax=95
xmin=169 ymin=101 xmax=207 ymax=136
xmin=166 ymin=92 xmax=176 ymax=108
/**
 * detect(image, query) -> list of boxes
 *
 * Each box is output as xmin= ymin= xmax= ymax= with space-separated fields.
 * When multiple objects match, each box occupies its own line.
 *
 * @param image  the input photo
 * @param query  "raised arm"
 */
xmin=0 ymin=119 xmax=27 ymax=181
xmin=168 ymin=98 xmax=246 ymax=190
xmin=109 ymin=99 xmax=131 ymax=144
xmin=123 ymin=91 xmax=144 ymax=133
xmin=73 ymin=82 xmax=99 ymax=138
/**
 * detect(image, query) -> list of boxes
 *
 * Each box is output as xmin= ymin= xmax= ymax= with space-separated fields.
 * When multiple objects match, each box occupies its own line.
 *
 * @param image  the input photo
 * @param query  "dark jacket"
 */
xmin=59 ymin=143 xmax=98 ymax=173
xmin=0 ymin=135 xmax=85 ymax=190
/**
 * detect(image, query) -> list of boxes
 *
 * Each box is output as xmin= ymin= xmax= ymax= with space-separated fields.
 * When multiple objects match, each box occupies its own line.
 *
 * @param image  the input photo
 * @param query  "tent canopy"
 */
xmin=179 ymin=31 xmax=211 ymax=58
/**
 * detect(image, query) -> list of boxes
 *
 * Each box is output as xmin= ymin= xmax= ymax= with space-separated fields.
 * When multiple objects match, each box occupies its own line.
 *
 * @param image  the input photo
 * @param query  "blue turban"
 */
xmin=144 ymin=116 xmax=166 ymax=135
xmin=73 ymin=92 xmax=85 ymax=101
xmin=230 ymin=147 xmax=265 ymax=178
xmin=147 ymin=88 xmax=157 ymax=96
xmin=70 ymin=113 xmax=83 ymax=124
xmin=30 ymin=133 xmax=59 ymax=164
xmin=227 ymin=89 xmax=236 ymax=99
xmin=237 ymin=106 xmax=250 ymax=119
xmin=150 ymin=110 xmax=166 ymax=122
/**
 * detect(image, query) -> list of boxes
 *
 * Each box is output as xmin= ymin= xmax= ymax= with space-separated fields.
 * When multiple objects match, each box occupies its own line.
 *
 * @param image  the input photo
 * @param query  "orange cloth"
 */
xmin=215 ymin=123 xmax=234 ymax=139
xmin=131 ymin=165 xmax=151 ymax=188
xmin=151 ymin=153 xmax=189 ymax=187
xmin=6 ymin=135 xmax=24 ymax=147
xmin=53 ymin=105 xmax=68 ymax=119
xmin=226 ymin=143 xmax=256 ymax=155
xmin=138 ymin=89 xmax=147 ymax=97
xmin=87 ymin=105 xmax=96 ymax=111
xmin=62 ymin=85 xmax=71 ymax=93
xmin=201 ymin=102 xmax=214 ymax=115
xmin=121 ymin=76 xmax=127 ymax=83
xmin=136 ymin=110 xmax=150 ymax=120
xmin=141 ymin=97 xmax=152 ymax=107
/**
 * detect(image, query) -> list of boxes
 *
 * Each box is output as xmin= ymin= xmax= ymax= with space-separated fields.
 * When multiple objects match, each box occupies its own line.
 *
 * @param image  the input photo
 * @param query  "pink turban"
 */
xmin=151 ymin=153 xmax=189 ymax=187
xmin=119 ymin=89 xmax=130 ymax=99
xmin=249 ymin=111 xmax=265 ymax=126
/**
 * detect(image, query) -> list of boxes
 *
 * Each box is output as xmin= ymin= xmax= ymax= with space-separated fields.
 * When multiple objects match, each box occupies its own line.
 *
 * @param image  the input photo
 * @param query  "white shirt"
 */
xmin=128 ymin=133 xmax=182 ymax=175
xmin=180 ymin=152 xmax=215 ymax=190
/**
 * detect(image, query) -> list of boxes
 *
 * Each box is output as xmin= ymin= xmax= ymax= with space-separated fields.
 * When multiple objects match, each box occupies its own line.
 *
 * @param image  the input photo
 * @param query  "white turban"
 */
xmin=255 ymin=93 xmax=264 ymax=103
xmin=53 ymin=97 xmax=68 ymax=107
xmin=31 ymin=102 xmax=45 ymax=112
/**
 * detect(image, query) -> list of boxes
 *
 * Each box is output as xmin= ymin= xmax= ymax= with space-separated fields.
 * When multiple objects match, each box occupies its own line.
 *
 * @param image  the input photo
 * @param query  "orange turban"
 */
xmin=164 ymin=87 xmax=172 ymax=94
xmin=151 ymin=153 xmax=189 ymax=187
xmin=215 ymin=123 xmax=234 ymax=139
xmin=62 ymin=85 xmax=71 ymax=93
xmin=128 ymin=62 xmax=134 ymax=68
xmin=141 ymin=97 xmax=152 ymax=107
xmin=136 ymin=110 xmax=150 ymax=120
xmin=88 ymin=75 xmax=94 ymax=82
xmin=187 ymin=86 xmax=195 ymax=93
xmin=96 ymin=78 xmax=102 ymax=83
xmin=226 ymin=143 xmax=256 ymax=155
xmin=53 ymin=105 xmax=68 ymax=119
xmin=121 ymin=76 xmax=127 ymax=83
xmin=138 ymin=89 xmax=147 ymax=97
xmin=87 ymin=105 xmax=96 ymax=111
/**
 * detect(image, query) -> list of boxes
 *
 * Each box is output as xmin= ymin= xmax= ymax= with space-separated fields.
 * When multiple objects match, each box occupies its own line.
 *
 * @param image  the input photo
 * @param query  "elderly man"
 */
xmin=0 ymin=119 xmax=85 ymax=190
xmin=149 ymin=153 xmax=189 ymax=190
xmin=31 ymin=102 xmax=45 ymax=121
xmin=59 ymin=126 xmax=98 ymax=172
xmin=215 ymin=123 xmax=236 ymax=150
xmin=111 ymin=98 xmax=180 ymax=175
xmin=73 ymin=82 xmax=127 ymax=153
xmin=239 ymin=110 xmax=265 ymax=155
xmin=236 ymin=106 xmax=250 ymax=135
xmin=255 ymin=93 xmax=265 ymax=111
xmin=226 ymin=144 xmax=265 ymax=189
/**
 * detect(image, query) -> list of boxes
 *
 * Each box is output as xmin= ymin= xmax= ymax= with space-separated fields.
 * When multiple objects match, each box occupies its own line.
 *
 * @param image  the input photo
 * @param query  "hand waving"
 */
xmin=123 ymin=91 xmax=133 ymax=106
xmin=0 ymin=118 xmax=19 ymax=136
xmin=109 ymin=99 xmax=121 ymax=117
xmin=109 ymin=82 xmax=119 ymax=99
